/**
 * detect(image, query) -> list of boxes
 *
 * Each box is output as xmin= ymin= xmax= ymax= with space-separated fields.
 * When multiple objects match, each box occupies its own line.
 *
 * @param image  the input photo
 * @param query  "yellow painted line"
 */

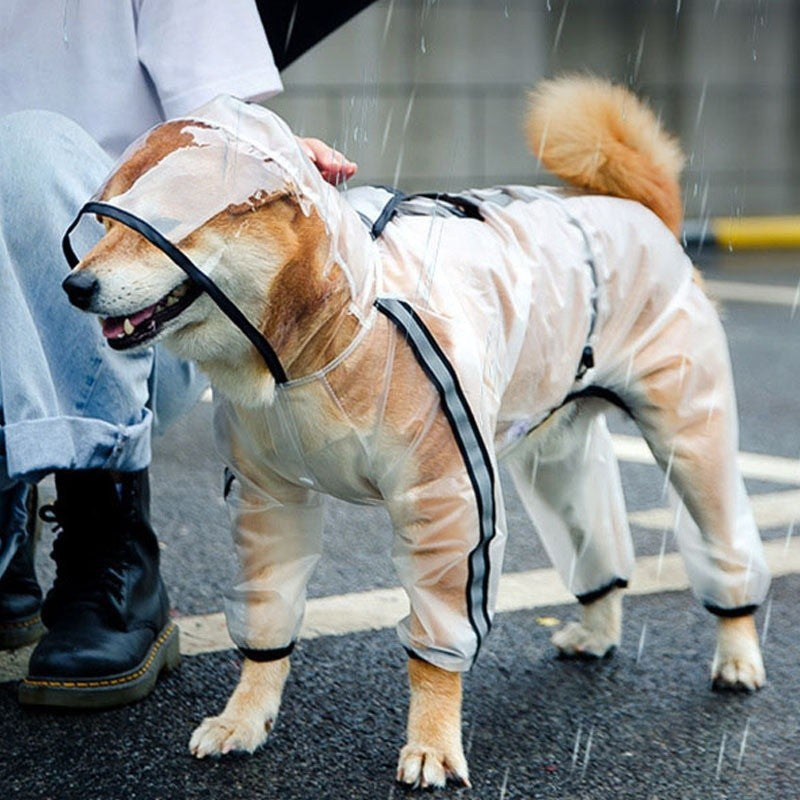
xmin=611 ymin=434 xmax=800 ymax=486
xmin=704 ymin=278 xmax=800 ymax=309
xmin=713 ymin=216 xmax=800 ymax=250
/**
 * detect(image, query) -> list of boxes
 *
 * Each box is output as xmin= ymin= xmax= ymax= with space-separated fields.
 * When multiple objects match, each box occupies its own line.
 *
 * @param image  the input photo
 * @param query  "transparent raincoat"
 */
xmin=65 ymin=95 xmax=770 ymax=671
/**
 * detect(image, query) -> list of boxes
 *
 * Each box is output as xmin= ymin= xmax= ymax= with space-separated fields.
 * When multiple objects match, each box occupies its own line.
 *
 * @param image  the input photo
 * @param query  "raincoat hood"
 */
xmin=63 ymin=95 xmax=381 ymax=383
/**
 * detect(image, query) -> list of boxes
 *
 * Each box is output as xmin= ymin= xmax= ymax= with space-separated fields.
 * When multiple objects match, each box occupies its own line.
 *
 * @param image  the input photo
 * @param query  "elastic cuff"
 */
xmin=576 ymin=578 xmax=628 ymax=605
xmin=704 ymin=603 xmax=759 ymax=619
xmin=238 ymin=642 xmax=296 ymax=662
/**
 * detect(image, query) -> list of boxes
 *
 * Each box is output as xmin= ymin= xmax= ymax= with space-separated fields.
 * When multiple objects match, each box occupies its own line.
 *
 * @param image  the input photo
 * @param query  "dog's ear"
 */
xmin=102 ymin=121 xmax=211 ymax=200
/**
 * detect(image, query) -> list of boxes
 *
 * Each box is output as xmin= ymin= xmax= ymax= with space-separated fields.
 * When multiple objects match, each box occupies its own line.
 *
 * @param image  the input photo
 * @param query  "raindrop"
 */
xmin=62 ymin=0 xmax=72 ymax=45
xmin=715 ymin=732 xmax=727 ymax=780
xmin=382 ymin=0 xmax=395 ymax=45
xmin=661 ymin=444 xmax=676 ymax=498
xmin=580 ymin=725 xmax=595 ymax=777
xmin=713 ymin=0 xmax=722 ymax=16
xmin=498 ymin=766 xmax=511 ymax=799
xmin=392 ymin=143 xmax=405 ymax=187
xmin=656 ymin=528 xmax=668 ymax=578
xmin=581 ymin=421 xmax=594 ymax=463
xmin=694 ymin=78 xmax=708 ymax=131
xmin=675 ymin=0 xmax=682 ymax=18
xmin=760 ymin=596 xmax=773 ymax=645
xmin=570 ymin=724 xmax=583 ymax=771
xmin=421 ymin=34 xmax=426 ymax=54
xmin=547 ymin=0 xmax=552 ymax=11
xmin=737 ymin=718 xmax=751 ymax=770
xmin=784 ymin=520 xmax=795 ymax=553
xmin=790 ymin=279 xmax=800 ymax=319
xmin=284 ymin=2 xmax=299 ymax=55
xmin=380 ymin=108 xmax=394 ymax=157
xmin=531 ymin=450 xmax=541 ymax=484
xmin=623 ymin=353 xmax=634 ymax=388
xmin=636 ymin=622 xmax=648 ymax=664
xmin=566 ymin=551 xmax=577 ymax=594
xmin=402 ymin=89 xmax=417 ymax=136
xmin=552 ymin=0 xmax=569 ymax=54
xmin=504 ymin=2 xmax=510 ymax=19
xmin=632 ymin=30 xmax=646 ymax=84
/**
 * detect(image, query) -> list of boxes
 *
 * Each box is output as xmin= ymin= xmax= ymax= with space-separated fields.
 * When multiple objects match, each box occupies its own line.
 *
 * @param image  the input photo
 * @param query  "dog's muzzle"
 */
xmin=62 ymin=201 xmax=289 ymax=384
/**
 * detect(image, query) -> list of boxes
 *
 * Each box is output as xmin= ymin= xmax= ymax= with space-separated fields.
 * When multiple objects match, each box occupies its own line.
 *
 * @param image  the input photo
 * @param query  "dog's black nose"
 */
xmin=62 ymin=271 xmax=99 ymax=310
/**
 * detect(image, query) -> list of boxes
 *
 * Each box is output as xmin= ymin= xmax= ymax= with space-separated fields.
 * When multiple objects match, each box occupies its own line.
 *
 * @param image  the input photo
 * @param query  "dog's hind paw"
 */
xmin=396 ymin=744 xmax=471 ymax=790
xmin=551 ymin=621 xmax=618 ymax=659
xmin=189 ymin=713 xmax=272 ymax=759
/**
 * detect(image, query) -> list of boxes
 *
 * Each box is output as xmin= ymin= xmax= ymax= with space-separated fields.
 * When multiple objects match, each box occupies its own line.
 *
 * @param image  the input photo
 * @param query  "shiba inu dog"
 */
xmin=62 ymin=76 xmax=768 ymax=789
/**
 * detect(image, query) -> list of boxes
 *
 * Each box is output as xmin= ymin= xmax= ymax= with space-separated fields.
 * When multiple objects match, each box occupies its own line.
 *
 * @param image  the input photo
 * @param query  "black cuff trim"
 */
xmin=404 ymin=647 xmax=427 ymax=663
xmin=704 ymin=603 xmax=759 ymax=619
xmin=238 ymin=642 xmax=296 ymax=662
xmin=576 ymin=578 xmax=628 ymax=605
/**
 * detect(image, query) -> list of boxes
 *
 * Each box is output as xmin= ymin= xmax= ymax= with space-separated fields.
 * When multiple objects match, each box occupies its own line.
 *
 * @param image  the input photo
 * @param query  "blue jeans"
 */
xmin=0 ymin=109 xmax=207 ymax=498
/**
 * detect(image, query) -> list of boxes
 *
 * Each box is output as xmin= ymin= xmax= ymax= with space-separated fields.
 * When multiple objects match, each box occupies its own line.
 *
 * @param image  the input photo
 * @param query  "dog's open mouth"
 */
xmin=101 ymin=281 xmax=203 ymax=349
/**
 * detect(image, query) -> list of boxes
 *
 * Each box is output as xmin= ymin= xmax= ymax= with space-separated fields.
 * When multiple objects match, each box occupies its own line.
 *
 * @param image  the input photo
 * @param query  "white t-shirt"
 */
xmin=0 ymin=0 xmax=283 ymax=158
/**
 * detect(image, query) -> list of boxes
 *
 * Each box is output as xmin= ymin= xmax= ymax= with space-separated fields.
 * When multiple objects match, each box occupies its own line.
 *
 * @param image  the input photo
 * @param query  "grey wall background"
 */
xmin=266 ymin=0 xmax=799 ymax=220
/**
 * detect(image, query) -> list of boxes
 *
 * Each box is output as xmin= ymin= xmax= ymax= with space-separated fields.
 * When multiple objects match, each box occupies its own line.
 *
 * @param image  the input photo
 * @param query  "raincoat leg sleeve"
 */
xmin=387 ymin=466 xmax=507 ymax=673
xmin=506 ymin=410 xmax=634 ymax=601
xmin=222 ymin=462 xmax=323 ymax=659
xmin=626 ymin=279 xmax=770 ymax=614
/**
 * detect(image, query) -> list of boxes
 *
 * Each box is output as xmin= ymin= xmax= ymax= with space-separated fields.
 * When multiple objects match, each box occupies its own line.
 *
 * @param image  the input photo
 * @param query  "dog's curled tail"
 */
xmin=525 ymin=75 xmax=685 ymax=238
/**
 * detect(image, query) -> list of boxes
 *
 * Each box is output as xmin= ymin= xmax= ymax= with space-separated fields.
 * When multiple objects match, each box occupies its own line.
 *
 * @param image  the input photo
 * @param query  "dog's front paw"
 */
xmin=396 ymin=743 xmax=470 ymax=790
xmin=712 ymin=653 xmax=765 ymax=692
xmin=552 ymin=621 xmax=618 ymax=659
xmin=711 ymin=615 xmax=765 ymax=692
xmin=189 ymin=712 xmax=273 ymax=759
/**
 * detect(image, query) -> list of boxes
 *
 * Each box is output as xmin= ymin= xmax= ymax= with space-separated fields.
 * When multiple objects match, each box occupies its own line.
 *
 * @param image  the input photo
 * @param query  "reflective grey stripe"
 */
xmin=374 ymin=297 xmax=496 ymax=661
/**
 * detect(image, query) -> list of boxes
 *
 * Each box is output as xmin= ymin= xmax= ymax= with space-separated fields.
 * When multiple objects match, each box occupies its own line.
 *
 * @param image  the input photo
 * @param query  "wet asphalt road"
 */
xmin=1 ymin=252 xmax=799 ymax=799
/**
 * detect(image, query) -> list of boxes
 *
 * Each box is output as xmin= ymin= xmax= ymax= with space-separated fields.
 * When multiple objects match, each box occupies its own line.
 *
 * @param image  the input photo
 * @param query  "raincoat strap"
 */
xmin=375 ymin=297 xmax=498 ymax=660
xmin=62 ymin=201 xmax=289 ymax=385
xmin=369 ymin=186 xmax=407 ymax=239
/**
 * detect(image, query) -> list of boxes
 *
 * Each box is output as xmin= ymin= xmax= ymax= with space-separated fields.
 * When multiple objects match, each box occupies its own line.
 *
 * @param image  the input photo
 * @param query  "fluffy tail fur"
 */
xmin=525 ymin=75 xmax=685 ymax=237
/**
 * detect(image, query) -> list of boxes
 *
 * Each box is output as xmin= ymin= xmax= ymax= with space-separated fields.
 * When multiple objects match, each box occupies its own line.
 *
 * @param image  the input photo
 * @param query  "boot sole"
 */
xmin=18 ymin=621 xmax=180 ymax=709
xmin=0 ymin=612 xmax=46 ymax=649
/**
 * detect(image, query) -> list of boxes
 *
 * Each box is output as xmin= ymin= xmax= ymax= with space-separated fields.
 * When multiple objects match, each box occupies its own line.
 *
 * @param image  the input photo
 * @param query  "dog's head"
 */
xmin=62 ymin=96 xmax=355 ymax=402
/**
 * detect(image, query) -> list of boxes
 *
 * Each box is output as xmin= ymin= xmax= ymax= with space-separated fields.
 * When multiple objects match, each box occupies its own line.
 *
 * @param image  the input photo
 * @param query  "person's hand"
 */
xmin=297 ymin=137 xmax=357 ymax=185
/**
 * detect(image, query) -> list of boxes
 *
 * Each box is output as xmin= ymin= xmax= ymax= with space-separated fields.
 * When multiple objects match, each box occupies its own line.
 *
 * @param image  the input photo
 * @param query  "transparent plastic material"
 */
xmin=212 ymin=175 xmax=769 ymax=667
xmin=70 ymin=94 xmax=380 ymax=323
xmin=81 ymin=96 xmax=769 ymax=669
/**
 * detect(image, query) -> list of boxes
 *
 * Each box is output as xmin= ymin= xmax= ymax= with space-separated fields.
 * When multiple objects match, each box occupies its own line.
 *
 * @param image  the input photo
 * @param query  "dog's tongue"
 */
xmin=102 ymin=303 xmax=158 ymax=339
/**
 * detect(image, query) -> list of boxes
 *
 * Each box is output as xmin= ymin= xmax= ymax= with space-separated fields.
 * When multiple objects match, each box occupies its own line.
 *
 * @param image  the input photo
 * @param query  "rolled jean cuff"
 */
xmin=1 ymin=412 xmax=152 ymax=483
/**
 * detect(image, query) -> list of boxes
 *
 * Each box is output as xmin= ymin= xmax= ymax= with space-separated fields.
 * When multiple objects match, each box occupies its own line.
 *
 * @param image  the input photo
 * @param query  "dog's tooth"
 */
xmin=172 ymin=284 xmax=187 ymax=298
xmin=166 ymin=295 xmax=178 ymax=306
xmin=123 ymin=318 xmax=135 ymax=335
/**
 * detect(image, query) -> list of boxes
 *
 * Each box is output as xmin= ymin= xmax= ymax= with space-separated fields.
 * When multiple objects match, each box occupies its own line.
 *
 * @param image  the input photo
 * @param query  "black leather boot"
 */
xmin=0 ymin=483 xmax=44 ymax=649
xmin=19 ymin=469 xmax=180 ymax=708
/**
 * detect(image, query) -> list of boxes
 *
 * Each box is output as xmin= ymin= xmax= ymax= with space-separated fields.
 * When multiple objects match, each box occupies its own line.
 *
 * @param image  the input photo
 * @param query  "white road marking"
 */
xmin=2 ymin=515 xmax=798 ymax=681
xmin=611 ymin=434 xmax=800 ymax=486
xmin=629 ymin=489 xmax=800 ymax=531
xmin=704 ymin=279 xmax=800 ymax=309
xmin=176 ymin=536 xmax=800 ymax=657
